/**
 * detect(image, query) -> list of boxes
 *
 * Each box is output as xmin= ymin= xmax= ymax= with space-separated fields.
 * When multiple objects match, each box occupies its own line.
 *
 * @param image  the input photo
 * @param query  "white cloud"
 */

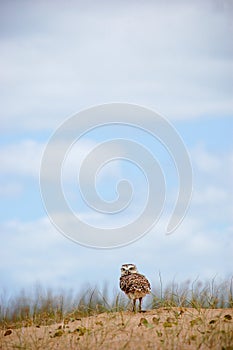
xmin=190 ymin=144 xmax=233 ymax=194
xmin=1 ymin=138 xmax=232 ymax=289
xmin=0 ymin=207 xmax=231 ymax=294
xmin=62 ymin=140 xmax=123 ymax=183
xmin=0 ymin=138 xmax=121 ymax=181
xmin=0 ymin=0 xmax=232 ymax=295
xmin=193 ymin=186 xmax=228 ymax=205
xmin=0 ymin=218 xmax=77 ymax=288
xmin=0 ymin=182 xmax=23 ymax=197
xmin=0 ymin=0 xmax=232 ymax=132
xmin=0 ymin=140 xmax=43 ymax=177
xmin=189 ymin=145 xmax=233 ymax=224
xmin=0 ymin=138 xmax=232 ymax=289
xmin=191 ymin=144 xmax=222 ymax=174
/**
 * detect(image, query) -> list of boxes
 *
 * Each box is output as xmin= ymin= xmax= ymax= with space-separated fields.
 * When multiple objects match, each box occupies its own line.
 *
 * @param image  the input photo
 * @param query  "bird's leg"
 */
xmin=139 ymin=297 xmax=142 ymax=312
xmin=132 ymin=299 xmax=136 ymax=312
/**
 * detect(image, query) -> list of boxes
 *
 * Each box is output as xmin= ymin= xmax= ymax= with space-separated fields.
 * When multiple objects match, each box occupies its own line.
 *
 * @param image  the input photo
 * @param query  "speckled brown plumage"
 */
xmin=119 ymin=264 xmax=151 ymax=312
xmin=120 ymin=273 xmax=151 ymax=298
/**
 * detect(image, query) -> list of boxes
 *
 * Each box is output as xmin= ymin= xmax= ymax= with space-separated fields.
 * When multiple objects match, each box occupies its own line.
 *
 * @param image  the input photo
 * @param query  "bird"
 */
xmin=119 ymin=263 xmax=151 ymax=312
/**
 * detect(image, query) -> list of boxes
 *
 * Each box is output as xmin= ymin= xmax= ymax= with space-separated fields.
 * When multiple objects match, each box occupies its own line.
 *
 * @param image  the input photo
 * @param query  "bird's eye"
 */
xmin=129 ymin=267 xmax=134 ymax=270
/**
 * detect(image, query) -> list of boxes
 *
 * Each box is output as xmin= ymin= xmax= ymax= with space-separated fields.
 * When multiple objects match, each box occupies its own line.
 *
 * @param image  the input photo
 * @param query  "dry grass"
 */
xmin=0 ymin=278 xmax=233 ymax=349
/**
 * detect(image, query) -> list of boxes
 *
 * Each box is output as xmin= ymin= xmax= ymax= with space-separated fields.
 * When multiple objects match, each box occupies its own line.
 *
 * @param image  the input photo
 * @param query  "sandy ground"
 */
xmin=1 ymin=308 xmax=233 ymax=350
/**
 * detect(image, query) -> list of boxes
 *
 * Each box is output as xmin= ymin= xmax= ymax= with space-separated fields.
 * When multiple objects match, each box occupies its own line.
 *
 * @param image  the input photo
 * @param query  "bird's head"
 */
xmin=120 ymin=263 xmax=138 ymax=276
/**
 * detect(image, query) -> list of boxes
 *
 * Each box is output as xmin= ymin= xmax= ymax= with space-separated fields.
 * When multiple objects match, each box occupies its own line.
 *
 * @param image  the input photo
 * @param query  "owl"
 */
xmin=119 ymin=263 xmax=151 ymax=312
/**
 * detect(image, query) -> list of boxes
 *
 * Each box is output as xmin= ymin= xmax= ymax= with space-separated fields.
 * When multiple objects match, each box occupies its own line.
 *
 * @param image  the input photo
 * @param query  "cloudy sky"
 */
xmin=0 ymin=0 xmax=232 ymax=296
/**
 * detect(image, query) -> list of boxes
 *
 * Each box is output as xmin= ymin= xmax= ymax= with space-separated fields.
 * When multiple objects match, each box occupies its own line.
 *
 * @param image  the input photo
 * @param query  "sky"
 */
xmin=0 ymin=0 xmax=232 ymax=297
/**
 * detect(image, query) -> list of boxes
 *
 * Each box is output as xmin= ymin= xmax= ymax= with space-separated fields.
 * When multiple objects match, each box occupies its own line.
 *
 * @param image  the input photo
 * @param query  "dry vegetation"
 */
xmin=1 ymin=278 xmax=233 ymax=349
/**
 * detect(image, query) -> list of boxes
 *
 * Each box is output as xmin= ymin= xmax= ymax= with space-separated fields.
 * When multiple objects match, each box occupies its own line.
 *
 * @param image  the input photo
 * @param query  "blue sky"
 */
xmin=0 ymin=0 xmax=232 ymax=296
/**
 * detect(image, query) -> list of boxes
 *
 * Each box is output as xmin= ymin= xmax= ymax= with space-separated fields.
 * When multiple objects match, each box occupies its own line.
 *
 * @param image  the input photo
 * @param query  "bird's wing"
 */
xmin=120 ymin=274 xmax=151 ymax=294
